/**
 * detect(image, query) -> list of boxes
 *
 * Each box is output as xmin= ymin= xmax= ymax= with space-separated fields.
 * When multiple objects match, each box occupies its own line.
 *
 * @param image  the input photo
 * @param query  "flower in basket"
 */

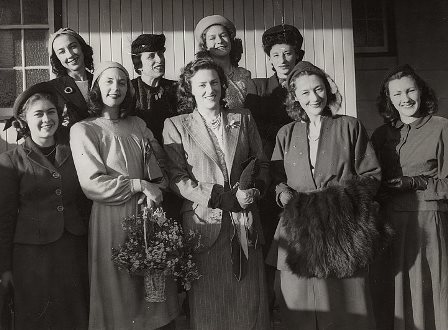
xmin=111 ymin=206 xmax=202 ymax=302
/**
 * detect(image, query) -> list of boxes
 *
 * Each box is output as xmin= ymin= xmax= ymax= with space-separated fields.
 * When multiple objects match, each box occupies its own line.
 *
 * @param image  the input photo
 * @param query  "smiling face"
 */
xmin=269 ymin=43 xmax=298 ymax=79
xmin=205 ymin=25 xmax=231 ymax=57
xmin=140 ymin=50 xmax=165 ymax=80
xmin=98 ymin=68 xmax=128 ymax=108
xmin=52 ymin=34 xmax=85 ymax=74
xmin=294 ymin=74 xmax=328 ymax=120
xmin=190 ymin=68 xmax=222 ymax=111
xmin=23 ymin=97 xmax=59 ymax=146
xmin=388 ymin=76 xmax=421 ymax=123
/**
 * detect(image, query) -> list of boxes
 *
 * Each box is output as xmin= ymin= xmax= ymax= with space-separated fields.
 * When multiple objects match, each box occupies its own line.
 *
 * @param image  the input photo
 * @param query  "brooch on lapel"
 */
xmin=64 ymin=86 xmax=74 ymax=94
xmin=226 ymin=119 xmax=240 ymax=130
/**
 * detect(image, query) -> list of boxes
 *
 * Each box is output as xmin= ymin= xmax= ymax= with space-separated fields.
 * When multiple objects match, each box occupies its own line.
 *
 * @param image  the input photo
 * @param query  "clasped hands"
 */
xmin=137 ymin=180 xmax=163 ymax=209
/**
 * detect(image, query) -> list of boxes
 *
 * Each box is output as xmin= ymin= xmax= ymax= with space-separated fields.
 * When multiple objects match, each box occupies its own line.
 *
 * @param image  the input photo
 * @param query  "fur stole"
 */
xmin=282 ymin=176 xmax=393 ymax=278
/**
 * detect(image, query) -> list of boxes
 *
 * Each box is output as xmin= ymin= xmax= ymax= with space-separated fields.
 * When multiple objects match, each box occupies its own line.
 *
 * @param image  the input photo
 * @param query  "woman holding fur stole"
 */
xmin=267 ymin=61 xmax=387 ymax=330
xmin=370 ymin=65 xmax=448 ymax=330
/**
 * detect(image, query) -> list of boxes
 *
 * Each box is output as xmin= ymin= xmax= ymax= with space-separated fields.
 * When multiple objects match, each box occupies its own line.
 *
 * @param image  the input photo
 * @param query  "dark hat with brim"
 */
xmin=262 ymin=24 xmax=303 ymax=55
xmin=12 ymin=82 xmax=57 ymax=118
xmin=131 ymin=34 xmax=166 ymax=55
xmin=194 ymin=15 xmax=236 ymax=43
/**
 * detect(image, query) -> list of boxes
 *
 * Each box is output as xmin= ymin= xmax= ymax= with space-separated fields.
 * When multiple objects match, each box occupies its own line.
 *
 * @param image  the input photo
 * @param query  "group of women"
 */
xmin=0 ymin=13 xmax=447 ymax=330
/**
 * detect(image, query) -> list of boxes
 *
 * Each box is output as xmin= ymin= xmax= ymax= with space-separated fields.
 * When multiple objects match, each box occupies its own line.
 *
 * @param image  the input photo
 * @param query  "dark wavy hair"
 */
xmin=377 ymin=66 xmax=438 ymax=124
xmin=198 ymin=25 xmax=243 ymax=67
xmin=177 ymin=57 xmax=228 ymax=114
xmin=16 ymin=92 xmax=61 ymax=138
xmin=285 ymin=71 xmax=338 ymax=122
xmin=87 ymin=79 xmax=134 ymax=118
xmin=50 ymin=34 xmax=94 ymax=77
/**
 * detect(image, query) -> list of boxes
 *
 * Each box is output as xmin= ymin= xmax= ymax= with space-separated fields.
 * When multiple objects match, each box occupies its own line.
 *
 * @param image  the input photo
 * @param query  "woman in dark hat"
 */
xmin=370 ymin=65 xmax=448 ymax=330
xmin=194 ymin=14 xmax=256 ymax=109
xmin=70 ymin=61 xmax=178 ymax=330
xmin=163 ymin=57 xmax=270 ymax=329
xmin=0 ymin=82 xmax=89 ymax=329
xmin=48 ymin=27 xmax=94 ymax=126
xmin=267 ymin=61 xmax=387 ymax=329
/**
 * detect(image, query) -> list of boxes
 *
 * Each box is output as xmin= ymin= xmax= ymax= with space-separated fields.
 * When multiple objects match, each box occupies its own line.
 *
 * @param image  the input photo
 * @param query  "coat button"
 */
xmin=55 ymin=189 xmax=62 ymax=196
xmin=57 ymin=206 xmax=64 ymax=212
xmin=52 ymin=172 xmax=60 ymax=179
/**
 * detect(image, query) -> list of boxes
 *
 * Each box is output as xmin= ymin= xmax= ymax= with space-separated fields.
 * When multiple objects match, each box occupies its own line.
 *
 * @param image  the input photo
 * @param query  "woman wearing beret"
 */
xmin=0 ymin=82 xmax=89 ymax=329
xmin=162 ymin=57 xmax=270 ymax=329
xmin=48 ymin=27 xmax=94 ymax=127
xmin=194 ymin=14 xmax=256 ymax=109
xmin=267 ymin=61 xmax=387 ymax=329
xmin=70 ymin=61 xmax=178 ymax=330
xmin=370 ymin=65 xmax=448 ymax=330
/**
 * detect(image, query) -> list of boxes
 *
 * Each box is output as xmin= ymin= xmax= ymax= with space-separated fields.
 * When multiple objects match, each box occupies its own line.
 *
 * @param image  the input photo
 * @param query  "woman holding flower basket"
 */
xmin=70 ymin=61 xmax=178 ymax=330
xmin=163 ymin=57 xmax=270 ymax=330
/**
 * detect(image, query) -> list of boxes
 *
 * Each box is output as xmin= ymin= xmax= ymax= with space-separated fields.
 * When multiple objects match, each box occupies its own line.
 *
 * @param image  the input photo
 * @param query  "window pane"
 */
xmin=25 ymin=69 xmax=49 ymax=88
xmin=23 ymin=0 xmax=48 ymax=24
xmin=25 ymin=29 xmax=49 ymax=66
xmin=0 ymin=0 xmax=20 ymax=25
xmin=367 ymin=20 xmax=385 ymax=47
xmin=0 ymin=30 xmax=22 ymax=67
xmin=0 ymin=70 xmax=23 ymax=107
xmin=353 ymin=20 xmax=368 ymax=47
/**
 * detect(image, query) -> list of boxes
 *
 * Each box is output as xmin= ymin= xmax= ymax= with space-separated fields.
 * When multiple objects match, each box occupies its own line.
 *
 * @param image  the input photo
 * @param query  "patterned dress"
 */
xmin=70 ymin=116 xmax=179 ymax=330
xmin=225 ymin=67 xmax=256 ymax=109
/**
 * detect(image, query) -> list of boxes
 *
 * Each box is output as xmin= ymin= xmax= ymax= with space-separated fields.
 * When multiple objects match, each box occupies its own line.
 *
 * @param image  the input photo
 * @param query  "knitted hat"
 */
xmin=91 ymin=61 xmax=129 ymax=90
xmin=262 ymin=24 xmax=303 ymax=55
xmin=131 ymin=34 xmax=166 ymax=55
xmin=48 ymin=27 xmax=85 ymax=55
xmin=194 ymin=15 xmax=236 ymax=43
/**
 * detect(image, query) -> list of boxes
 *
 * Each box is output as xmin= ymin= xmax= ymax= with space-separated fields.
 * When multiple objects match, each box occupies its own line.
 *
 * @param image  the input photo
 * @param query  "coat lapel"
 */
xmin=23 ymin=137 xmax=71 ymax=172
xmin=181 ymin=110 xmax=220 ymax=167
xmin=50 ymin=76 xmax=89 ymax=116
xmin=222 ymin=111 xmax=241 ymax=176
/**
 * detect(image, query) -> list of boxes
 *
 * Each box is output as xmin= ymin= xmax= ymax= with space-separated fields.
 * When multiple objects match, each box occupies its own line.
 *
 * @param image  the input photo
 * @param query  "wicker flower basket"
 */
xmin=144 ymin=270 xmax=166 ymax=302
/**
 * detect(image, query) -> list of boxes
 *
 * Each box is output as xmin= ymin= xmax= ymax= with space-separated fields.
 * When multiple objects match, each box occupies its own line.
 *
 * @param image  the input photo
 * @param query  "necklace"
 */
xmin=42 ymin=146 xmax=56 ymax=157
xmin=208 ymin=115 xmax=222 ymax=130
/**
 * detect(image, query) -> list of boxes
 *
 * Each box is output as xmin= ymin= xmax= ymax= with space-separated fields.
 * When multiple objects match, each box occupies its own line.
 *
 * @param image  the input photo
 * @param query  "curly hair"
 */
xmin=285 ymin=71 xmax=337 ymax=122
xmin=50 ymin=34 xmax=94 ymax=77
xmin=198 ymin=25 xmax=243 ymax=67
xmin=16 ymin=92 xmax=61 ymax=138
xmin=177 ymin=57 xmax=228 ymax=114
xmin=87 ymin=80 xmax=134 ymax=118
xmin=377 ymin=66 xmax=438 ymax=124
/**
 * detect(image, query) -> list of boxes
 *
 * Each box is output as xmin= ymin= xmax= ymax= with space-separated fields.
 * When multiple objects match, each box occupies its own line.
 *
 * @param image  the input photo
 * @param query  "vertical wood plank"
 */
xmin=233 ymin=0 xmax=246 ymax=68
xmin=263 ymin=0 xmax=275 ymax=75
xmin=213 ymin=0 xmax=223 ymax=15
xmin=78 ymin=0 xmax=90 ymax=44
xmin=162 ymin=0 xmax=175 ymax=79
xmin=61 ymin=0 xmax=67 ymax=26
xmin=142 ymin=0 xmax=153 ymax=33
xmin=99 ymin=0 xmax=112 ymax=61
xmin=89 ymin=0 xmax=101 ymax=66
xmin=283 ymin=0 xmax=294 ymax=25
xmin=223 ymin=0 xmax=233 ymax=23
xmin=110 ymin=0 xmax=122 ymax=63
xmin=173 ymin=0 xmax=184 ymax=79
xmin=131 ymin=0 xmax=143 ymax=41
xmin=293 ymin=0 xmax=304 ymax=32
xmin=193 ymin=0 xmax=204 ymax=52
xmin=322 ymin=0 xmax=335 ymax=78
xmin=253 ymin=0 xmax=266 ymax=78
xmin=67 ymin=0 xmax=79 ymax=31
xmin=183 ymin=0 xmax=195 ymax=65
xmin=152 ymin=0 xmax=162 ymax=33
xmin=272 ymin=0 xmax=283 ymax=26
xmin=312 ymin=0 xmax=324 ymax=68
xmin=121 ymin=0 xmax=133 ymax=77
xmin=203 ymin=0 xmax=213 ymax=17
xmin=302 ymin=0 xmax=314 ymax=63
xmin=332 ymin=0 xmax=345 ymax=115
xmin=341 ymin=0 xmax=356 ymax=116
xmin=243 ymin=0 xmax=255 ymax=75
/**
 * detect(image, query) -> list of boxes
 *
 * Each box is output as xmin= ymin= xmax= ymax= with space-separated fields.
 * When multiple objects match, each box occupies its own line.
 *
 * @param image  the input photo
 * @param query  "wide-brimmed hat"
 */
xmin=131 ymin=34 xmax=166 ymax=55
xmin=262 ymin=24 xmax=303 ymax=55
xmin=194 ymin=15 xmax=236 ymax=43
xmin=48 ymin=27 xmax=85 ymax=55
xmin=91 ymin=61 xmax=130 ymax=90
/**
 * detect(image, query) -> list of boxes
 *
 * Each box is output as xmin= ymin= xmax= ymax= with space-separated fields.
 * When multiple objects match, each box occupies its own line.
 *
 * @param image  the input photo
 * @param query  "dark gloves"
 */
xmin=208 ymin=185 xmax=243 ymax=212
xmin=385 ymin=175 xmax=429 ymax=191
xmin=239 ymin=157 xmax=265 ymax=193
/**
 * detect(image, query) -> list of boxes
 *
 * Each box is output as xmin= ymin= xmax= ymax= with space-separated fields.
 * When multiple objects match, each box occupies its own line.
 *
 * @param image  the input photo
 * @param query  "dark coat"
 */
xmin=0 ymin=133 xmax=89 ymax=274
xmin=49 ymin=73 xmax=92 ymax=126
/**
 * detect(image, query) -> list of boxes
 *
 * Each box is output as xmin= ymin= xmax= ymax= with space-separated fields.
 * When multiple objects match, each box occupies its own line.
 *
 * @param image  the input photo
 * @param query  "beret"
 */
xmin=13 ymin=82 xmax=57 ymax=118
xmin=91 ymin=61 xmax=129 ymax=90
xmin=194 ymin=15 xmax=236 ymax=43
xmin=131 ymin=34 xmax=166 ymax=55
xmin=48 ymin=27 xmax=85 ymax=55
xmin=262 ymin=24 xmax=303 ymax=54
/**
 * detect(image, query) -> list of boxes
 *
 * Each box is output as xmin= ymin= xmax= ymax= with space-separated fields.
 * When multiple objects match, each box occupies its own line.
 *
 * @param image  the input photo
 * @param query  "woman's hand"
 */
xmin=236 ymin=188 xmax=260 ymax=209
xmin=1 ymin=271 xmax=13 ymax=288
xmin=279 ymin=190 xmax=294 ymax=207
xmin=138 ymin=181 xmax=163 ymax=208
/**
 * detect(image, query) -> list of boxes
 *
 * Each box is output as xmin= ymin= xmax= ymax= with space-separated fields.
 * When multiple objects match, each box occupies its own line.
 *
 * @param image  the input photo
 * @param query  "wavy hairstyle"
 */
xmin=285 ymin=71 xmax=341 ymax=122
xmin=16 ymin=92 xmax=61 ymax=138
xmin=177 ymin=57 xmax=228 ymax=114
xmin=50 ymin=34 xmax=94 ymax=77
xmin=377 ymin=65 xmax=438 ymax=124
xmin=87 ymin=79 xmax=134 ymax=118
xmin=198 ymin=25 xmax=243 ymax=67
